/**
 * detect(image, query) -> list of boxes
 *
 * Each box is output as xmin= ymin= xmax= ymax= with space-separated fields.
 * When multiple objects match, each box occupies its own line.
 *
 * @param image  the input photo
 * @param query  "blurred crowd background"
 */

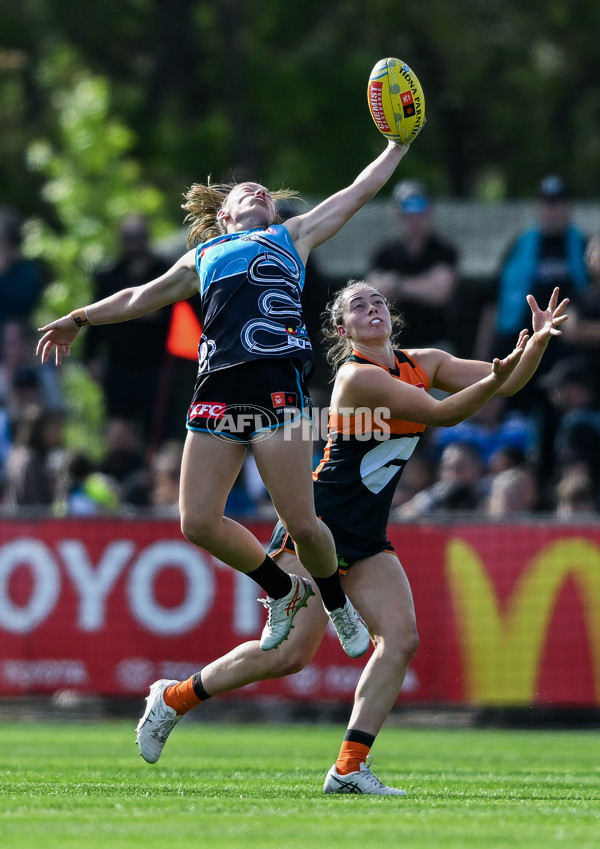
xmin=2 ymin=1 xmax=600 ymax=521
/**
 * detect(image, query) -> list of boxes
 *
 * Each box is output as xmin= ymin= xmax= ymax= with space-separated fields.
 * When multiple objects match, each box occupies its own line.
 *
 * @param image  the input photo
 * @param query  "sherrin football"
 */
xmin=367 ymin=57 xmax=425 ymax=145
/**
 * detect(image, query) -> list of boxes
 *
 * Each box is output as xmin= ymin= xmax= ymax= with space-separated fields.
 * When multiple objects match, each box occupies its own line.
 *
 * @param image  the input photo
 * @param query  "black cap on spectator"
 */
xmin=539 ymin=357 xmax=593 ymax=391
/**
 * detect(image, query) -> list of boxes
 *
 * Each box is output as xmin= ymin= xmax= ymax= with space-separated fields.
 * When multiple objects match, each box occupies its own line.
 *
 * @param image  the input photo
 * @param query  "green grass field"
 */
xmin=1 ymin=719 xmax=598 ymax=848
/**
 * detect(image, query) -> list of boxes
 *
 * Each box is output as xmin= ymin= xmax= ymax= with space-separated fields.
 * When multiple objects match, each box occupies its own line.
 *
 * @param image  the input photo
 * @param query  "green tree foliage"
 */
xmin=2 ymin=0 xmax=600 ymax=213
xmin=22 ymin=48 xmax=171 ymax=457
xmin=25 ymin=49 xmax=169 ymax=320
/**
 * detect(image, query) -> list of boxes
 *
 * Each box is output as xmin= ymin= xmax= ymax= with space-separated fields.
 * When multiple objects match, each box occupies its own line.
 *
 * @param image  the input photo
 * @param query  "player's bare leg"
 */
xmin=201 ymin=554 xmax=328 ymax=694
xmin=251 ymin=426 xmax=337 ymax=579
xmin=253 ymin=426 xmax=370 ymax=657
xmin=179 ymin=430 xmax=266 ymax=570
xmin=136 ymin=554 xmax=327 ymax=763
xmin=342 ymin=551 xmax=419 ymax=736
xmin=324 ymin=551 xmax=418 ymax=795
xmin=178 ymin=430 xmax=315 ymax=651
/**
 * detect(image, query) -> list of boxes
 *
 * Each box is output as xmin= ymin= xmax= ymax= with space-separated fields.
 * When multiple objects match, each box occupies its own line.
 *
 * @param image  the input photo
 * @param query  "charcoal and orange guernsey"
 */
xmin=311 ymin=349 xmax=430 ymax=562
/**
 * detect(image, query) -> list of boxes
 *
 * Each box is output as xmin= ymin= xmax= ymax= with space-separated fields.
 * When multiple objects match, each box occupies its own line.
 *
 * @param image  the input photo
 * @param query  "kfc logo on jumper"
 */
xmin=271 ymin=392 xmax=298 ymax=408
xmin=188 ymin=402 xmax=226 ymax=419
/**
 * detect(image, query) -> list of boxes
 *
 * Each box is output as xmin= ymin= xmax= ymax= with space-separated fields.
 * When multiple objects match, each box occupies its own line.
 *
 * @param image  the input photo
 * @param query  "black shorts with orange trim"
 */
xmin=186 ymin=358 xmax=312 ymax=444
xmin=267 ymin=518 xmax=395 ymax=574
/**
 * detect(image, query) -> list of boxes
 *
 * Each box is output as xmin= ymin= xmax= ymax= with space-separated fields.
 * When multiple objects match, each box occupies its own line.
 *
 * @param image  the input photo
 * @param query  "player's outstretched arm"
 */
xmin=37 ymin=250 xmax=198 ymax=365
xmin=287 ymin=141 xmax=410 ymax=261
xmin=341 ymin=332 xmax=528 ymax=429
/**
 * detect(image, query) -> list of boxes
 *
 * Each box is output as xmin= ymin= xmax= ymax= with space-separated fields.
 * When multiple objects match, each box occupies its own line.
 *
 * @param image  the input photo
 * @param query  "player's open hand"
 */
xmin=36 ymin=316 xmax=80 ymax=366
xmin=491 ymin=328 xmax=528 ymax=381
xmin=527 ymin=287 xmax=569 ymax=341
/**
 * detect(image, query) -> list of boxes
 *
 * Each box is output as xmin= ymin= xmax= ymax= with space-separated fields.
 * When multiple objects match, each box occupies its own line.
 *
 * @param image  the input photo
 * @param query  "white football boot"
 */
xmin=136 ymin=678 xmax=181 ymax=764
xmin=327 ymin=598 xmax=370 ymax=658
xmin=324 ymin=762 xmax=407 ymax=796
xmin=258 ymin=574 xmax=315 ymax=650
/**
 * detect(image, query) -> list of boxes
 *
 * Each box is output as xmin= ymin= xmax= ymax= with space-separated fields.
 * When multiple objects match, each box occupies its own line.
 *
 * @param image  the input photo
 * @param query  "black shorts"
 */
xmin=187 ymin=358 xmax=312 ymax=443
xmin=267 ymin=519 xmax=395 ymax=574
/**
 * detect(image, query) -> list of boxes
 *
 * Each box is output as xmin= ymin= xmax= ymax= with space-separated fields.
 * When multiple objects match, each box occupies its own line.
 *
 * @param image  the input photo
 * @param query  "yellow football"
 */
xmin=367 ymin=57 xmax=425 ymax=145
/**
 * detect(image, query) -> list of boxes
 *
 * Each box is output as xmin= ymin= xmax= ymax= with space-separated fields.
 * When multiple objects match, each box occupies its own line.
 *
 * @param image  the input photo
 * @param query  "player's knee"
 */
xmin=282 ymin=516 xmax=320 ymax=549
xmin=374 ymin=624 xmax=419 ymax=665
xmin=266 ymin=644 xmax=312 ymax=678
xmin=395 ymin=623 xmax=420 ymax=665
xmin=180 ymin=512 xmax=214 ymax=548
xmin=403 ymin=625 xmax=420 ymax=661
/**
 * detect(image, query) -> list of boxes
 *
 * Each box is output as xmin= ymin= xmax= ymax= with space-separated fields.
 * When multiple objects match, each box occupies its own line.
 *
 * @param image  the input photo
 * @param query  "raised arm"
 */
xmin=37 ymin=249 xmax=198 ymax=365
xmin=285 ymin=141 xmax=410 ymax=263
xmin=415 ymin=288 xmax=569 ymax=396
xmin=337 ymin=335 xmax=527 ymax=428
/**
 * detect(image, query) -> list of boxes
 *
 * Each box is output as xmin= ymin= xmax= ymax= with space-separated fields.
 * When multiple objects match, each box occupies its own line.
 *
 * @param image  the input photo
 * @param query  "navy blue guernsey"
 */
xmin=194 ymin=224 xmax=313 ymax=376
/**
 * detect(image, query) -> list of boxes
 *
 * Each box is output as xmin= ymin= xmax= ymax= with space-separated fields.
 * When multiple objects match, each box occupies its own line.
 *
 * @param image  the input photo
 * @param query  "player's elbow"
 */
xmin=432 ymin=410 xmax=464 ymax=428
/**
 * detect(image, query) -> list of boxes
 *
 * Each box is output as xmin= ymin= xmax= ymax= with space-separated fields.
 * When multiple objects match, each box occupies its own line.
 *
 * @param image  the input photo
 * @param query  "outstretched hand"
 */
xmin=36 ymin=315 xmax=80 ymax=366
xmin=491 ymin=328 xmax=529 ymax=381
xmin=527 ymin=287 xmax=569 ymax=341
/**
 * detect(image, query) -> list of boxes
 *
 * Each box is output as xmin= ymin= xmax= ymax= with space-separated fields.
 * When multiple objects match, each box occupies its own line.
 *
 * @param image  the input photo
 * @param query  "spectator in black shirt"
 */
xmin=367 ymin=179 xmax=459 ymax=350
xmin=83 ymin=215 xmax=173 ymax=441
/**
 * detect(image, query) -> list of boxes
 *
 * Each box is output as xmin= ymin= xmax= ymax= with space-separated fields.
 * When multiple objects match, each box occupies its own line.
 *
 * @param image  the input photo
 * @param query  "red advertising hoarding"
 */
xmin=0 ymin=519 xmax=598 ymax=707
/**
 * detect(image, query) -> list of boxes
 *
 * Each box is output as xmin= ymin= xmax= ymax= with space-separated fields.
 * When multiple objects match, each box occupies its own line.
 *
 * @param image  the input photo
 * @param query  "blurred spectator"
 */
xmin=394 ymin=442 xmax=485 ymax=519
xmin=0 ymin=320 xmax=64 ymax=490
xmin=149 ymin=439 xmax=183 ymax=517
xmin=428 ymin=395 xmax=535 ymax=467
xmin=83 ymin=214 xmax=174 ymax=441
xmin=487 ymin=445 xmax=528 ymax=477
xmin=562 ymin=234 xmax=600 ymax=395
xmin=367 ymin=179 xmax=459 ymax=351
xmin=2 ymin=404 xmax=65 ymax=510
xmin=477 ymin=175 xmax=588 ymax=369
xmin=484 ymin=466 xmax=539 ymax=517
xmin=0 ymin=405 xmax=10 ymax=478
xmin=554 ymin=464 xmax=598 ymax=519
xmin=54 ymin=449 xmax=120 ymax=516
xmin=98 ymin=417 xmax=145 ymax=485
xmin=475 ymin=176 xmax=588 ymax=484
xmin=119 ymin=438 xmax=184 ymax=515
xmin=0 ymin=206 xmax=48 ymax=337
xmin=540 ymin=357 xmax=600 ymax=492
xmin=391 ymin=448 xmax=435 ymax=512
xmin=0 ymin=320 xmax=64 ymax=425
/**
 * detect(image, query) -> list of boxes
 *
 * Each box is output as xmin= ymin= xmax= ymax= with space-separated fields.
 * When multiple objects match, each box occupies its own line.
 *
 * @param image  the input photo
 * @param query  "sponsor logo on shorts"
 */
xmin=271 ymin=391 xmax=298 ymax=409
xmin=188 ymin=401 xmax=226 ymax=419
